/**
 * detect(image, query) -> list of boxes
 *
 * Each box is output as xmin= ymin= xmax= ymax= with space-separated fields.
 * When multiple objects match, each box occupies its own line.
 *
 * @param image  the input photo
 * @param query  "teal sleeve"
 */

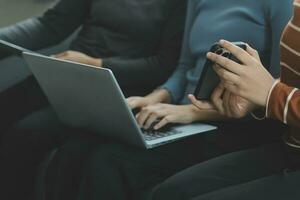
xmin=160 ymin=0 xmax=195 ymax=103
xmin=267 ymin=0 xmax=293 ymax=77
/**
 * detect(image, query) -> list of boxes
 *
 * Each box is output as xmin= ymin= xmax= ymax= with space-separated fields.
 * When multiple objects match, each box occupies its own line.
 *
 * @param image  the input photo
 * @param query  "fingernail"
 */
xmin=207 ymin=52 xmax=212 ymax=58
xmin=219 ymin=39 xmax=225 ymax=44
xmin=154 ymin=126 xmax=159 ymax=130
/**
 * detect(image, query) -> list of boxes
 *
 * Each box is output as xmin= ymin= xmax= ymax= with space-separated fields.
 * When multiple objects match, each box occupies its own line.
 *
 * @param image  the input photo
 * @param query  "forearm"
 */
xmin=145 ymin=89 xmax=172 ymax=104
xmin=160 ymin=65 xmax=189 ymax=104
xmin=0 ymin=18 xmax=57 ymax=59
xmin=0 ymin=0 xmax=87 ymax=60
xmin=190 ymin=103 xmax=255 ymax=123
xmin=195 ymin=110 xmax=228 ymax=122
xmin=267 ymin=81 xmax=300 ymax=128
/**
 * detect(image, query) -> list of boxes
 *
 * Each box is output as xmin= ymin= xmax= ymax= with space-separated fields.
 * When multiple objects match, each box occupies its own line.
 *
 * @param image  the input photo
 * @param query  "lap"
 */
xmin=44 ymin=137 xmax=101 ymax=200
xmin=85 ymin=139 xmax=204 ymax=181
xmin=193 ymin=170 xmax=300 ymax=200
xmin=76 ymin=137 xmax=205 ymax=200
xmin=14 ymin=106 xmax=65 ymax=133
xmin=86 ymin=134 xmax=207 ymax=171
xmin=0 ymin=75 xmax=49 ymax=133
xmin=152 ymin=143 xmax=287 ymax=200
xmin=44 ymin=119 xmax=286 ymax=200
xmin=0 ymin=106 xmax=68 ymax=161
xmin=0 ymin=75 xmax=67 ymax=199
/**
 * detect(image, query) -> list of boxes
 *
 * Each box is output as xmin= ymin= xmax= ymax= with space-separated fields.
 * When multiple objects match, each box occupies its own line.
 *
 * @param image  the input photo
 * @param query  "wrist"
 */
xmin=264 ymin=79 xmax=280 ymax=112
xmin=251 ymin=106 xmax=266 ymax=120
xmin=147 ymin=89 xmax=171 ymax=104
xmin=260 ymin=78 xmax=277 ymax=107
xmin=191 ymin=106 xmax=225 ymax=121
xmin=89 ymin=58 xmax=102 ymax=67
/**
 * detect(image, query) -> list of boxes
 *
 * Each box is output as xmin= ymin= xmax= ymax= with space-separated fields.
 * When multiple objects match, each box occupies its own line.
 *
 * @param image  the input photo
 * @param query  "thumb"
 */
xmin=188 ymin=94 xmax=214 ymax=110
xmin=127 ymin=97 xmax=145 ymax=109
xmin=246 ymin=44 xmax=261 ymax=62
xmin=54 ymin=51 xmax=67 ymax=58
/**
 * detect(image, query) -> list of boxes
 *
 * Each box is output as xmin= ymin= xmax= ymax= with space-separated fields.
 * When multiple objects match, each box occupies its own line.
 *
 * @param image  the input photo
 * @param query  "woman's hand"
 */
xmin=189 ymin=83 xmax=257 ymax=118
xmin=135 ymin=103 xmax=219 ymax=130
xmin=127 ymin=89 xmax=172 ymax=110
xmin=54 ymin=51 xmax=102 ymax=67
xmin=207 ymin=40 xmax=275 ymax=107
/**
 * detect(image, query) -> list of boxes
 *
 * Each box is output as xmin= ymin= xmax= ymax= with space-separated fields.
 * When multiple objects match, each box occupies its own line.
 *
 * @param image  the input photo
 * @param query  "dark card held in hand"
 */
xmin=194 ymin=41 xmax=247 ymax=100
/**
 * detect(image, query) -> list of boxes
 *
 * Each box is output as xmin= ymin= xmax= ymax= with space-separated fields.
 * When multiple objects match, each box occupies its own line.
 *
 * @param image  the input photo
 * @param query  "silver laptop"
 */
xmin=23 ymin=52 xmax=217 ymax=149
xmin=0 ymin=39 xmax=34 ymax=57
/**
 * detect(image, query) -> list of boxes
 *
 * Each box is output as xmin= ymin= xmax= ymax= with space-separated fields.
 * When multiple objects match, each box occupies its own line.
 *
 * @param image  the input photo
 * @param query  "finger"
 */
xmin=136 ymin=108 xmax=152 ymax=127
xmin=219 ymin=79 xmax=235 ymax=86
xmin=207 ymin=52 xmax=243 ymax=76
xmin=154 ymin=116 xmax=174 ymax=130
xmin=229 ymin=94 xmax=242 ymax=118
xmin=135 ymin=111 xmax=140 ymax=116
xmin=188 ymin=94 xmax=214 ymax=110
xmin=144 ymin=113 xmax=162 ymax=129
xmin=54 ymin=52 xmax=68 ymax=58
xmin=218 ymin=40 xmax=255 ymax=65
xmin=228 ymin=92 xmax=244 ymax=118
xmin=214 ymin=99 xmax=225 ymax=116
xmin=213 ymin=65 xmax=241 ymax=85
xmin=126 ymin=98 xmax=136 ymax=109
xmin=211 ymin=84 xmax=225 ymax=115
xmin=127 ymin=98 xmax=143 ymax=109
xmin=214 ymin=64 xmax=235 ymax=85
xmin=57 ymin=55 xmax=71 ymax=61
xmin=223 ymin=82 xmax=242 ymax=96
xmin=245 ymin=44 xmax=261 ymax=61
xmin=223 ymin=91 xmax=233 ymax=117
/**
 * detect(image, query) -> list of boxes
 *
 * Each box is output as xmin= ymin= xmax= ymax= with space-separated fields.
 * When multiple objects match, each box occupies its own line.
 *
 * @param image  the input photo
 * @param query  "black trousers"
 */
xmin=152 ymin=143 xmax=300 ymax=200
xmin=42 ymin=119 xmax=287 ymax=200
xmin=0 ymin=75 xmax=66 ymax=200
xmin=45 ymin=136 xmax=206 ymax=200
xmin=0 ymin=72 xmax=153 ymax=200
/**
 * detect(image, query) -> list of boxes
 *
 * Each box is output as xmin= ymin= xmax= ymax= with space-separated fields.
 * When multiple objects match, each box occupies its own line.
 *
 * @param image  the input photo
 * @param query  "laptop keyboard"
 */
xmin=132 ymin=112 xmax=183 ymax=141
xmin=142 ymin=128 xmax=182 ymax=141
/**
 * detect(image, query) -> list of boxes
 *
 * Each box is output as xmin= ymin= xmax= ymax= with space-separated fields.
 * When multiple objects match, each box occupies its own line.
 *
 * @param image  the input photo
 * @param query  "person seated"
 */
xmin=39 ymin=0 xmax=294 ymax=199
xmin=0 ymin=0 xmax=186 ymax=199
xmin=152 ymin=0 xmax=300 ymax=199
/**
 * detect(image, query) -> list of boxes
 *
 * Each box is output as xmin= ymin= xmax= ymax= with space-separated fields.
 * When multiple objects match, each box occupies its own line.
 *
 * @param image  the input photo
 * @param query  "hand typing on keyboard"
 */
xmin=142 ymin=120 xmax=173 ymax=132
xmin=141 ymin=120 xmax=181 ymax=141
xmin=135 ymin=103 xmax=204 ymax=130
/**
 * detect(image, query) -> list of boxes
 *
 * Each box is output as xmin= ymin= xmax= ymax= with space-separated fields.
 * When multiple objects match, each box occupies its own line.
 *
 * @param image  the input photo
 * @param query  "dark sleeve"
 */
xmin=101 ymin=1 xmax=187 ymax=89
xmin=0 ymin=0 xmax=89 ymax=59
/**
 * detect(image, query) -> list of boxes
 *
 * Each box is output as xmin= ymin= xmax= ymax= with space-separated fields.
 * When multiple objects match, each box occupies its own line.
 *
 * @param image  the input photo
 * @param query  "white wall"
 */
xmin=0 ymin=0 xmax=53 ymax=27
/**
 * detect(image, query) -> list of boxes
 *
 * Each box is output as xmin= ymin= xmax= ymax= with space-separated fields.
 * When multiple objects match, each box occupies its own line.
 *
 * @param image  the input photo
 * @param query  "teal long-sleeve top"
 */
xmin=162 ymin=0 xmax=293 ymax=104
